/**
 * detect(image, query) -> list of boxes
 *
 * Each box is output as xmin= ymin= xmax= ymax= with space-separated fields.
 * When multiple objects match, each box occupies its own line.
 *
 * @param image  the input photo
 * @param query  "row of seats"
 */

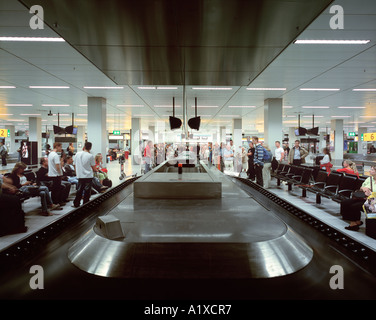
xmin=272 ymin=163 xmax=367 ymax=205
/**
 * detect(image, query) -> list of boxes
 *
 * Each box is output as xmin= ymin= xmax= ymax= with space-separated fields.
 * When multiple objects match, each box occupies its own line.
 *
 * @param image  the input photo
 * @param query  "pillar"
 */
xmin=87 ymin=97 xmax=107 ymax=164
xmin=28 ymin=117 xmax=42 ymax=159
xmin=358 ymin=127 xmax=368 ymax=155
xmin=76 ymin=125 xmax=86 ymax=151
xmin=264 ymin=98 xmax=283 ymax=152
xmin=330 ymin=119 xmax=344 ymax=166
xmin=220 ymin=126 xmax=226 ymax=144
xmin=232 ymin=118 xmax=242 ymax=156
xmin=5 ymin=125 xmax=15 ymax=153
xmin=131 ymin=117 xmax=141 ymax=165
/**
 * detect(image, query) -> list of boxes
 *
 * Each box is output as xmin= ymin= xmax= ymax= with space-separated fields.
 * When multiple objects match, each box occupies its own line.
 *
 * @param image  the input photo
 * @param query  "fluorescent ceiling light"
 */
xmin=246 ymin=87 xmax=286 ymax=91
xmin=294 ymin=40 xmax=370 ymax=44
xmin=0 ymin=86 xmax=16 ymax=89
xmin=84 ymin=86 xmax=123 ymax=89
xmin=191 ymin=105 xmax=218 ymax=108
xmin=20 ymin=114 xmax=41 ymax=116
xmin=219 ymin=115 xmax=241 ymax=117
xmin=192 ymin=87 xmax=232 ymax=90
xmin=283 ymin=106 xmax=293 ymax=108
xmin=0 ymin=37 xmax=65 ymax=42
xmin=117 ymin=104 xmax=144 ymax=107
xmin=29 ymin=86 xmax=70 ymax=89
xmin=5 ymin=104 xmax=33 ymax=107
xmin=353 ymin=89 xmax=376 ymax=91
xmin=0 ymin=114 xmax=14 ymax=116
xmin=137 ymin=87 xmax=156 ymax=90
xmin=302 ymin=106 xmax=330 ymax=109
xmin=154 ymin=105 xmax=181 ymax=108
xmin=331 ymin=115 xmax=350 ymax=118
xmin=360 ymin=116 xmax=376 ymax=118
xmin=77 ymin=114 xmax=87 ymax=116
xmin=228 ymin=106 xmax=256 ymax=108
xmin=302 ymin=115 xmax=324 ymax=117
xmin=337 ymin=106 xmax=365 ymax=109
xmin=42 ymin=104 xmax=70 ymax=107
xmin=156 ymin=87 xmax=178 ymax=90
xmin=300 ymin=88 xmax=340 ymax=91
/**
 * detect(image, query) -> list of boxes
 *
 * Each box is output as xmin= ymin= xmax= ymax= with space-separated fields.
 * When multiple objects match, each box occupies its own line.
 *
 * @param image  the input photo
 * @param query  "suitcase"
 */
xmin=366 ymin=218 xmax=376 ymax=239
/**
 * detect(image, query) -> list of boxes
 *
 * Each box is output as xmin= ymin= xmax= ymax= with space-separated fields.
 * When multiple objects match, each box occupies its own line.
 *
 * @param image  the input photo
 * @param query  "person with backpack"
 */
xmin=252 ymin=136 xmax=264 ymax=187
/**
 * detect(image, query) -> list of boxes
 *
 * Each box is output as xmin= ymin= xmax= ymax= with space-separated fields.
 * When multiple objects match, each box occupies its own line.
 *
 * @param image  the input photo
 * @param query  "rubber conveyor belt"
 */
xmin=0 ymin=173 xmax=376 ymax=300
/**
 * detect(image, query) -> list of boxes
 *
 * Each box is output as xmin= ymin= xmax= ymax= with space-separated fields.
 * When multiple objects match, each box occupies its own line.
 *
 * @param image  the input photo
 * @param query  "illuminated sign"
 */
xmin=363 ymin=132 xmax=376 ymax=142
xmin=0 ymin=129 xmax=9 ymax=138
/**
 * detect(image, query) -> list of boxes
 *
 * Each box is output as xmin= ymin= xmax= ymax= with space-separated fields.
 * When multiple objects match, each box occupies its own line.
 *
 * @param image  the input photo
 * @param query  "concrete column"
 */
xmin=28 ymin=117 xmax=42 ymax=158
xmin=289 ymin=127 xmax=296 ymax=149
xmin=358 ymin=127 xmax=368 ymax=155
xmin=5 ymin=125 xmax=15 ymax=153
xmin=87 ymin=97 xmax=107 ymax=163
xmin=264 ymin=98 xmax=283 ymax=152
xmin=220 ymin=126 xmax=226 ymax=144
xmin=76 ymin=125 xmax=86 ymax=151
xmin=131 ymin=117 xmax=142 ymax=165
xmin=232 ymin=118 xmax=242 ymax=156
xmin=330 ymin=119 xmax=344 ymax=166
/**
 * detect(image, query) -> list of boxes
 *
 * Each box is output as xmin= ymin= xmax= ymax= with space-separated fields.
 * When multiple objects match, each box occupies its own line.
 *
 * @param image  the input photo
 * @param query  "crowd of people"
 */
xmin=0 ymin=141 xmax=112 ymax=236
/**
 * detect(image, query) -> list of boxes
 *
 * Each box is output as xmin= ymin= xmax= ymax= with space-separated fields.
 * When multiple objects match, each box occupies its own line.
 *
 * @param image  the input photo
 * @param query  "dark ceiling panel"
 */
xmin=19 ymin=0 xmax=334 ymax=86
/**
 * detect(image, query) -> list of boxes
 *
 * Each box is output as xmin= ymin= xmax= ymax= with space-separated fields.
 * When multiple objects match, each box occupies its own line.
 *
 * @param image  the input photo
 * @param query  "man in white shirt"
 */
xmin=48 ymin=142 xmax=64 ymax=206
xmin=72 ymin=142 xmax=96 ymax=208
xmin=274 ymin=141 xmax=285 ymax=162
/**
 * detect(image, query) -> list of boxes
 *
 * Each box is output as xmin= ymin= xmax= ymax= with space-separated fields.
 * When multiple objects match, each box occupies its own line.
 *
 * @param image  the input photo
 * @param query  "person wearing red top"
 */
xmin=336 ymin=160 xmax=359 ymax=177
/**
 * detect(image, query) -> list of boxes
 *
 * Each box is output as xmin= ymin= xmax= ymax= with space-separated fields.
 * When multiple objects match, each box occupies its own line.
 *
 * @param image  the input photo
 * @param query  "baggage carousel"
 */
xmin=1 ymin=161 xmax=376 ymax=300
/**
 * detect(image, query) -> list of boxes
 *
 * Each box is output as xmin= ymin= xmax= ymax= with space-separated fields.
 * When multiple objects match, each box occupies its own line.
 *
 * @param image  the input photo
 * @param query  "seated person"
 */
xmin=9 ymin=162 xmax=61 ymax=216
xmin=0 ymin=174 xmax=27 ymax=235
xmin=65 ymin=155 xmax=107 ymax=193
xmin=36 ymin=157 xmax=71 ymax=204
xmin=336 ymin=160 xmax=359 ymax=177
xmin=94 ymin=153 xmax=109 ymax=184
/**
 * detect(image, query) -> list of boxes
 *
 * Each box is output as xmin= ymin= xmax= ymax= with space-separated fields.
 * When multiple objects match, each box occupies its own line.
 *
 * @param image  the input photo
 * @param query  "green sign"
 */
xmin=113 ymin=130 xmax=121 ymax=135
xmin=348 ymin=132 xmax=356 ymax=137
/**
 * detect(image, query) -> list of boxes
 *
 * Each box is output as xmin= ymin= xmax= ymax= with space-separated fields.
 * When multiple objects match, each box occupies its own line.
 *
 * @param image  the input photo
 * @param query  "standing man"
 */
xmin=72 ymin=142 xmax=96 ymax=208
xmin=48 ymin=142 xmax=64 ymax=206
xmin=288 ymin=140 xmax=309 ymax=165
xmin=0 ymin=141 xmax=7 ymax=166
xmin=247 ymin=141 xmax=255 ymax=181
xmin=252 ymin=136 xmax=264 ymax=187
xmin=144 ymin=140 xmax=153 ymax=174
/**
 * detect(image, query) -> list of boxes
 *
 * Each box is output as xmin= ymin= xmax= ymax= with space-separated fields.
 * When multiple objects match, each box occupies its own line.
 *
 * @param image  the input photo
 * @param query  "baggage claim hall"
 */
xmin=1 ymin=0 xmax=376 ymax=303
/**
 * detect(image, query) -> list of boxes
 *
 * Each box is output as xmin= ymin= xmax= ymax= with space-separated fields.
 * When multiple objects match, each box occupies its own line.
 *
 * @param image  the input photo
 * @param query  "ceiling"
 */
xmin=0 ymin=0 xmax=375 ymax=138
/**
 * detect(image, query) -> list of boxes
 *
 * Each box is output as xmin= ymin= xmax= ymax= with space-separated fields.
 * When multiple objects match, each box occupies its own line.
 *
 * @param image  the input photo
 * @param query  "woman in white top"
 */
xmin=320 ymin=148 xmax=332 ymax=174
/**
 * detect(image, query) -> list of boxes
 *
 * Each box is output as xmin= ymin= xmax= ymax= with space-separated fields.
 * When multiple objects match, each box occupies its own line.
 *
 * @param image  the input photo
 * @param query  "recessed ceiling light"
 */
xmin=42 ymin=104 xmax=70 ymax=107
xmin=228 ymin=106 xmax=256 ymax=108
xmin=156 ymin=87 xmax=178 ymax=90
xmin=246 ymin=88 xmax=286 ymax=91
xmin=192 ymin=87 xmax=232 ymax=90
xmin=300 ymin=88 xmax=340 ymax=91
xmin=352 ymin=89 xmax=376 ymax=91
xmin=154 ymin=105 xmax=181 ymax=108
xmin=337 ymin=106 xmax=365 ymax=109
xmin=191 ymin=105 xmax=218 ymax=108
xmin=360 ymin=116 xmax=376 ymax=118
xmin=331 ymin=115 xmax=351 ymax=118
xmin=283 ymin=106 xmax=293 ymax=108
xmin=0 ymin=37 xmax=65 ymax=42
xmin=0 ymin=114 xmax=14 ymax=116
xmin=0 ymin=86 xmax=16 ymax=89
xmin=84 ymin=86 xmax=123 ymax=89
xmin=294 ymin=40 xmax=370 ymax=44
xmin=302 ymin=106 xmax=330 ymax=109
xmin=20 ymin=114 xmax=41 ymax=116
xmin=5 ymin=104 xmax=33 ymax=107
xmin=302 ymin=115 xmax=324 ymax=117
xmin=137 ymin=87 xmax=156 ymax=90
xmin=117 ymin=105 xmax=144 ymax=107
xmin=29 ymin=86 xmax=70 ymax=89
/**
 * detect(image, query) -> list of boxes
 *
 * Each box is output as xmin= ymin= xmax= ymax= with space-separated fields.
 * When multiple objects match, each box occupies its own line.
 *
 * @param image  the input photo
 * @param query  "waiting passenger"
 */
xmin=9 ymin=162 xmax=61 ymax=216
xmin=252 ymin=136 xmax=264 ymax=187
xmin=288 ymin=140 xmax=308 ymax=165
xmin=336 ymin=160 xmax=359 ymax=177
xmin=223 ymin=144 xmax=234 ymax=172
xmin=340 ymin=165 xmax=376 ymax=231
xmin=0 ymin=174 xmax=27 ymax=235
xmin=262 ymin=144 xmax=272 ymax=188
xmin=319 ymin=148 xmax=333 ymax=174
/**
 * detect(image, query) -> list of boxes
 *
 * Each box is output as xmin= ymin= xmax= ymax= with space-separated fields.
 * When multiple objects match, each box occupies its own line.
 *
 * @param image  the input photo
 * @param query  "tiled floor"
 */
xmin=0 ymin=159 xmax=141 ymax=252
